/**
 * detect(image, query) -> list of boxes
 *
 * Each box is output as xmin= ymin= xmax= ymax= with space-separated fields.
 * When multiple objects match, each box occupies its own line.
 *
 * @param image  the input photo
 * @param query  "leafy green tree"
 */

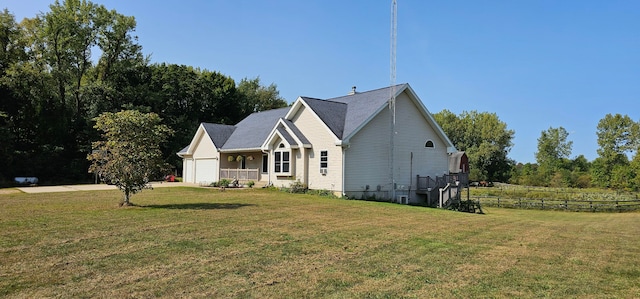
xmin=535 ymin=126 xmax=573 ymax=184
xmin=88 ymin=110 xmax=173 ymax=206
xmin=536 ymin=127 xmax=572 ymax=170
xmin=237 ymin=77 xmax=288 ymax=116
xmin=596 ymin=113 xmax=639 ymax=160
xmin=592 ymin=114 xmax=639 ymax=188
xmin=434 ymin=110 xmax=515 ymax=182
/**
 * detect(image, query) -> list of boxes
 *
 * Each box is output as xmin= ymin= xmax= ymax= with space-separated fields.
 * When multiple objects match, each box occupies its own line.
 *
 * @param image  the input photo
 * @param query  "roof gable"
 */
xmin=177 ymin=122 xmax=234 ymax=156
xmin=299 ymin=97 xmax=347 ymax=139
xmin=202 ymin=123 xmax=236 ymax=148
xmin=261 ymin=118 xmax=312 ymax=150
xmin=329 ymin=84 xmax=408 ymax=140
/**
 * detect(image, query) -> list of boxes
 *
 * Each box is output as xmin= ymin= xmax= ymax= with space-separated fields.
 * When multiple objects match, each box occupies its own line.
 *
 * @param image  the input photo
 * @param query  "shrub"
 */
xmin=287 ymin=180 xmax=307 ymax=194
xmin=247 ymin=180 xmax=255 ymax=188
xmin=218 ymin=178 xmax=231 ymax=187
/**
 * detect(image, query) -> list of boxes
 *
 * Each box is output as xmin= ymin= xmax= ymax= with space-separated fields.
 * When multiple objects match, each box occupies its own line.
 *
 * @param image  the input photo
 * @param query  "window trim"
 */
xmin=274 ymin=149 xmax=291 ymax=175
xmin=320 ymin=150 xmax=328 ymax=169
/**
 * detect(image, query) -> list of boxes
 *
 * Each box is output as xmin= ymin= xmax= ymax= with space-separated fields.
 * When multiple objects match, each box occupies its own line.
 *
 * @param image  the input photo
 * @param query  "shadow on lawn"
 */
xmin=143 ymin=203 xmax=256 ymax=210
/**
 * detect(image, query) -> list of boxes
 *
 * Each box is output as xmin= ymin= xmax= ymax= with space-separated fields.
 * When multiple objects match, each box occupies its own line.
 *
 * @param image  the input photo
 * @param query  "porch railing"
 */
xmin=220 ymin=168 xmax=259 ymax=181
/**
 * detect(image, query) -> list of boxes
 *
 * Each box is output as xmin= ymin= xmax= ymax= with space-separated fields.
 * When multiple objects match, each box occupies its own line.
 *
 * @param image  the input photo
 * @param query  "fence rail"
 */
xmin=474 ymin=196 xmax=640 ymax=212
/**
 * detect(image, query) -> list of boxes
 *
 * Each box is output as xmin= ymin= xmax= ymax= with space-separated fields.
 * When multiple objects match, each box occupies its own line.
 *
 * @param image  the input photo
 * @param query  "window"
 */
xmin=275 ymin=152 xmax=281 ymax=172
xmin=274 ymin=150 xmax=290 ymax=174
xmin=425 ymin=140 xmax=434 ymax=148
xmin=320 ymin=150 xmax=328 ymax=168
xmin=262 ymin=154 xmax=268 ymax=173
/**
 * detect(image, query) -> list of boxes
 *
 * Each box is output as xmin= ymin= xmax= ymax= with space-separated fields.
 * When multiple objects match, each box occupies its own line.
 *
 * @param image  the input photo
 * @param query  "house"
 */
xmin=178 ymin=83 xmax=464 ymax=205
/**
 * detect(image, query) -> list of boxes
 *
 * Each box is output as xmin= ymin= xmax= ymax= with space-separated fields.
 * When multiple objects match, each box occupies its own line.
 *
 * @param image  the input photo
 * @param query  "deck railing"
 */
xmin=220 ymin=168 xmax=259 ymax=181
xmin=416 ymin=173 xmax=469 ymax=191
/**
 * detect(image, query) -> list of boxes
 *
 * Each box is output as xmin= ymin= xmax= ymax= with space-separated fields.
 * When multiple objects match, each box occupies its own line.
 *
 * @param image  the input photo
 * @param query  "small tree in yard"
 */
xmin=88 ymin=110 xmax=173 ymax=206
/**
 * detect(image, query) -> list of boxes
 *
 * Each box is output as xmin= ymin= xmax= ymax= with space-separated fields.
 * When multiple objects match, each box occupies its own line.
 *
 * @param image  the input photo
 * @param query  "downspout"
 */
xmin=342 ymin=144 xmax=348 ymax=198
xmin=408 ymin=152 xmax=413 ymax=202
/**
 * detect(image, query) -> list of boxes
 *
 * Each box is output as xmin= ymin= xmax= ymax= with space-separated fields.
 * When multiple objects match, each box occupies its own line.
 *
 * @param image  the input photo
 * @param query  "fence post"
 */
xmin=541 ymin=198 xmax=544 ymax=210
xmin=519 ymin=198 xmax=522 ymax=208
xmin=564 ymin=200 xmax=568 ymax=210
xmin=590 ymin=200 xmax=593 ymax=211
xmin=498 ymin=197 xmax=500 ymax=208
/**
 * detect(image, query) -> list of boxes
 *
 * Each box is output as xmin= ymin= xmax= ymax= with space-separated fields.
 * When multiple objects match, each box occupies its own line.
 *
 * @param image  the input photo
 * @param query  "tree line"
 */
xmin=435 ymin=110 xmax=640 ymax=190
xmin=1 ymin=1 xmax=637 ymax=191
xmin=0 ymin=1 xmax=287 ymax=185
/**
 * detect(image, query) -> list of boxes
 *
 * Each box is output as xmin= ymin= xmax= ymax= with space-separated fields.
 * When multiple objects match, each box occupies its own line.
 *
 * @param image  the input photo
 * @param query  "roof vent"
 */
xmin=348 ymin=86 xmax=357 ymax=95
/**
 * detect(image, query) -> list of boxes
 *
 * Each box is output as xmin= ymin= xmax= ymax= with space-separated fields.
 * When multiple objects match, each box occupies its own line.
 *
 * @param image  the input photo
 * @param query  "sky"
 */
xmin=4 ymin=0 xmax=640 ymax=164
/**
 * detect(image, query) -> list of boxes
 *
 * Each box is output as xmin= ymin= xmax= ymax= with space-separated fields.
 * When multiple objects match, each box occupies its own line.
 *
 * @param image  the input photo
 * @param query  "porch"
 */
xmin=219 ymin=168 xmax=260 ymax=183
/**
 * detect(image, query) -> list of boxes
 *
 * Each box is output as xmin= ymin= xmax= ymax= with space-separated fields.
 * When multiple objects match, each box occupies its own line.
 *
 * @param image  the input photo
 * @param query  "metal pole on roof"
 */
xmin=389 ymin=0 xmax=397 ymax=202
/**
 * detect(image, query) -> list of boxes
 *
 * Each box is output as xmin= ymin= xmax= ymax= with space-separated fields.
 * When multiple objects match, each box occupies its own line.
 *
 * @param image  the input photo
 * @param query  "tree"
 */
xmin=596 ymin=113 xmax=639 ymax=160
xmin=434 ymin=110 xmax=515 ymax=182
xmin=88 ymin=110 xmax=173 ymax=206
xmin=236 ymin=77 xmax=288 ymax=116
xmin=592 ymin=114 xmax=639 ymax=188
xmin=536 ymin=127 xmax=572 ymax=169
xmin=535 ymin=126 xmax=573 ymax=184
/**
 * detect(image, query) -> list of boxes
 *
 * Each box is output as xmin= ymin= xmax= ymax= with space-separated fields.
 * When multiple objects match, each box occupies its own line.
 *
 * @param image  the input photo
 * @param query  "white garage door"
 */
xmin=195 ymin=159 xmax=218 ymax=184
xmin=184 ymin=159 xmax=194 ymax=183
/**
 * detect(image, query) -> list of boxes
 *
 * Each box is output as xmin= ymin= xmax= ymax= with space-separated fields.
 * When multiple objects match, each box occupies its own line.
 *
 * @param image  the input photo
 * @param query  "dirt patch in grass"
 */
xmin=0 ymin=188 xmax=21 ymax=195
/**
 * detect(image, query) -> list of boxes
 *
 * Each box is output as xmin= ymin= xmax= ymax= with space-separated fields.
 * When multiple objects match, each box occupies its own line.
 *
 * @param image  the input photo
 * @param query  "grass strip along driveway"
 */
xmin=1 ymin=187 xmax=639 ymax=297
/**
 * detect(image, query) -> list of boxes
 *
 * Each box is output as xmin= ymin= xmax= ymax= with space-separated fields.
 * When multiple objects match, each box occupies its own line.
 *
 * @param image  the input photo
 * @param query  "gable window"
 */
xmin=320 ymin=150 xmax=328 ymax=169
xmin=425 ymin=140 xmax=434 ymax=148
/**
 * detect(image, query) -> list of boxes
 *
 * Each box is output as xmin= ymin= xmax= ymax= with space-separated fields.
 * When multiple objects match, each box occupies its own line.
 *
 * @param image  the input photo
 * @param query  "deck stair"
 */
xmin=416 ymin=172 xmax=482 ymax=213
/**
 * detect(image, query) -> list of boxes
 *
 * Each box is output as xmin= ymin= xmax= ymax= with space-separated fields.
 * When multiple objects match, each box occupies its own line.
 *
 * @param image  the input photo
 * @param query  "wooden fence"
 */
xmin=473 ymin=196 xmax=640 ymax=212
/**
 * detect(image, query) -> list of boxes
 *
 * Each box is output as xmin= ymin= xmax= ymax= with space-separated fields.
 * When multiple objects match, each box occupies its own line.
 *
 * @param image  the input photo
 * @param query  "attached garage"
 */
xmin=194 ymin=158 xmax=218 ymax=184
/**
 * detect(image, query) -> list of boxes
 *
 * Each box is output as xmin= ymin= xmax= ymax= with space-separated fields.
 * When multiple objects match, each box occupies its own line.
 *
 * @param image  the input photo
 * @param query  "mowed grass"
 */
xmin=1 ymin=188 xmax=639 ymax=298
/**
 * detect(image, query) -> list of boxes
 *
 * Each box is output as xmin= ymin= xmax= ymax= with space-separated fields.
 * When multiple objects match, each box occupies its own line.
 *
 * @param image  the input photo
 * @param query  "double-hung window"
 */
xmin=320 ymin=150 xmax=328 ymax=169
xmin=274 ymin=143 xmax=291 ymax=175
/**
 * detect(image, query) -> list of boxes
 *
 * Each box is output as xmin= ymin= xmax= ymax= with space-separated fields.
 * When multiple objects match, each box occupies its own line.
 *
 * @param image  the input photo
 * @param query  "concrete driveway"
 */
xmin=16 ymin=182 xmax=200 ymax=194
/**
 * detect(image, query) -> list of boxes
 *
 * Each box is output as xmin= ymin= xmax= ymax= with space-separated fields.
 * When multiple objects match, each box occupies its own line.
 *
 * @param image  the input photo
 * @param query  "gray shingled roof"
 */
xmin=301 ymin=97 xmax=347 ymax=139
xmin=276 ymin=126 xmax=296 ymax=145
xmin=202 ymin=123 xmax=236 ymax=148
xmin=220 ymin=107 xmax=289 ymax=150
xmin=178 ymin=84 xmax=413 ymax=155
xmin=282 ymin=119 xmax=310 ymax=145
xmin=310 ymin=84 xmax=408 ymax=140
xmin=177 ymin=145 xmax=189 ymax=155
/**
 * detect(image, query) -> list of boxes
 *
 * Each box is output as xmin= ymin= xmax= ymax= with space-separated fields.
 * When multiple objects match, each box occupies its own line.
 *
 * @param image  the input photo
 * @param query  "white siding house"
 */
xmin=178 ymin=83 xmax=459 ymax=205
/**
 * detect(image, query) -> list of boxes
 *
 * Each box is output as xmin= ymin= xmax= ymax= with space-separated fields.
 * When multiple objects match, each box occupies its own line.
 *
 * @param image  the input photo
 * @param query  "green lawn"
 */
xmin=1 ymin=187 xmax=639 ymax=298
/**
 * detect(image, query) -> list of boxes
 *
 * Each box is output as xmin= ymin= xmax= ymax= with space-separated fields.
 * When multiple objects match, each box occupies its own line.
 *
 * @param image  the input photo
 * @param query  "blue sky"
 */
xmin=6 ymin=0 xmax=640 ymax=164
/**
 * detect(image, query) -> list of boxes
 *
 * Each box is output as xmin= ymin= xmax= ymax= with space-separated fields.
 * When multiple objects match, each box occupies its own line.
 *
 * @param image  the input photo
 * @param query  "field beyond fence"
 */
xmin=471 ymin=184 xmax=640 ymax=212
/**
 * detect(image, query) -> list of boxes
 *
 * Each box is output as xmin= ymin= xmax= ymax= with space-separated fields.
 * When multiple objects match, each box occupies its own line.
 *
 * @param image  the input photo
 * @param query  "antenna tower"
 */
xmin=389 ymin=0 xmax=397 ymax=201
